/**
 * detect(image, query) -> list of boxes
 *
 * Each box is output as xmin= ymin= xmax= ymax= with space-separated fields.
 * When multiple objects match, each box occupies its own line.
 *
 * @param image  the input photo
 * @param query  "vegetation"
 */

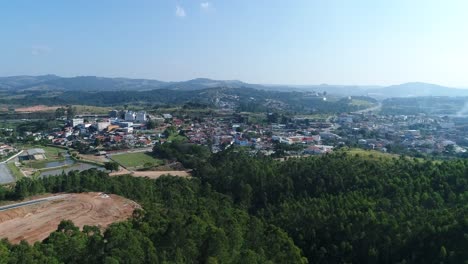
xmin=6 ymin=162 xmax=23 ymax=179
xmin=0 ymin=171 xmax=306 ymax=263
xmin=0 ymin=87 xmax=376 ymax=115
xmin=2 ymin=148 xmax=468 ymax=262
xmin=104 ymin=161 xmax=120 ymax=172
xmin=153 ymin=142 xmax=210 ymax=169
xmin=381 ymin=96 xmax=467 ymax=115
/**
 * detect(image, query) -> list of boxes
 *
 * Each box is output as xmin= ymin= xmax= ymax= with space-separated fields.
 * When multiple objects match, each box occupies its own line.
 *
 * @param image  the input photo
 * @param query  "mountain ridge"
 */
xmin=1 ymin=75 xmax=468 ymax=97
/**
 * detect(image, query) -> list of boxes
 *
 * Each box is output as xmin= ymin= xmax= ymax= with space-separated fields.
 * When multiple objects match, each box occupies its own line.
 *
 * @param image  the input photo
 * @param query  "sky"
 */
xmin=1 ymin=0 xmax=468 ymax=87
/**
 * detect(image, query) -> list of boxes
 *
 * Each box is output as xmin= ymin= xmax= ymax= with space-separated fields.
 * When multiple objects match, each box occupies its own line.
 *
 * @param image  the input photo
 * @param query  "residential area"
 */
xmin=1 ymin=103 xmax=468 ymax=185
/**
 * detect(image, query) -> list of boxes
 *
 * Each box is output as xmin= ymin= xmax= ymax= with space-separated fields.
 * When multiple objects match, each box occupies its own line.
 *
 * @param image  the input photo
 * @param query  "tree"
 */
xmin=55 ymin=107 xmax=66 ymax=118
xmin=146 ymin=120 xmax=157 ymax=129
xmin=66 ymin=106 xmax=76 ymax=120
xmin=104 ymin=162 xmax=120 ymax=172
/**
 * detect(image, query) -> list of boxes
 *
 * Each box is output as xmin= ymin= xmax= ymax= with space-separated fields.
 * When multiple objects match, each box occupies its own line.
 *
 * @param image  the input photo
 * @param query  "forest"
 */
xmin=1 ymin=149 xmax=468 ymax=263
xmin=0 ymin=87 xmax=376 ymax=115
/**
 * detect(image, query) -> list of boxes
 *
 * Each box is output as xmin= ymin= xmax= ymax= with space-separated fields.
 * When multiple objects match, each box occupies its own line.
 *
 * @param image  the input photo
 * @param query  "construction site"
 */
xmin=0 ymin=192 xmax=139 ymax=244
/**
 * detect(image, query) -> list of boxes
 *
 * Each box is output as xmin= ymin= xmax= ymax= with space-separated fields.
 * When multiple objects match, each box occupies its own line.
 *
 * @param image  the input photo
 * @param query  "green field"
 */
xmin=350 ymin=99 xmax=373 ymax=107
xmin=111 ymin=152 xmax=163 ymax=168
xmin=341 ymin=148 xmax=398 ymax=160
xmin=73 ymin=105 xmax=113 ymax=115
xmin=338 ymin=148 xmax=439 ymax=163
xmin=168 ymin=134 xmax=187 ymax=143
xmin=7 ymin=162 xmax=23 ymax=179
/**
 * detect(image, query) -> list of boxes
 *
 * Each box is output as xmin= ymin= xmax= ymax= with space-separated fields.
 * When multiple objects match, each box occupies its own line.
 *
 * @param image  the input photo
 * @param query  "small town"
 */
xmin=1 ymin=103 xmax=467 ymax=186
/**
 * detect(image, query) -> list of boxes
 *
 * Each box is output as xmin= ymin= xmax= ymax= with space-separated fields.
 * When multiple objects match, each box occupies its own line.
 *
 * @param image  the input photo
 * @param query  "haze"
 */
xmin=1 ymin=0 xmax=468 ymax=87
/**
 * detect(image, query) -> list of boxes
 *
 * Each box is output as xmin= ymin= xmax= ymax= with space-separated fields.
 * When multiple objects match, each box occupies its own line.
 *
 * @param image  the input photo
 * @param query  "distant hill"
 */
xmin=1 ymin=75 xmax=468 ymax=98
xmin=367 ymin=82 xmax=468 ymax=97
xmin=162 ymin=78 xmax=263 ymax=91
xmin=0 ymin=75 xmax=263 ymax=92
xmin=16 ymin=76 xmax=168 ymax=91
xmin=0 ymin=75 xmax=60 ymax=89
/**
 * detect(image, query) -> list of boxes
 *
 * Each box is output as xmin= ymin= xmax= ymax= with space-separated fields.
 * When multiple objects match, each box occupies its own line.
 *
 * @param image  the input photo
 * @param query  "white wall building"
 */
xmin=135 ymin=111 xmax=147 ymax=122
xmin=125 ymin=111 xmax=136 ymax=121
xmin=71 ymin=118 xmax=84 ymax=127
xmin=97 ymin=121 xmax=111 ymax=131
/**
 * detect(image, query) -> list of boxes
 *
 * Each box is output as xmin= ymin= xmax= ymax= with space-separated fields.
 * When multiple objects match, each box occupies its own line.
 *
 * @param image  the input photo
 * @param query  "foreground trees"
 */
xmin=2 ymin=151 xmax=468 ymax=263
xmin=0 ymin=170 xmax=305 ymax=263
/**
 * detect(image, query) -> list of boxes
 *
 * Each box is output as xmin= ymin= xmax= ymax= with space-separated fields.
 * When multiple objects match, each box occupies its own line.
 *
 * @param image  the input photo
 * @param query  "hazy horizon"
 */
xmin=3 ymin=74 xmax=468 ymax=89
xmin=2 ymin=1 xmax=468 ymax=87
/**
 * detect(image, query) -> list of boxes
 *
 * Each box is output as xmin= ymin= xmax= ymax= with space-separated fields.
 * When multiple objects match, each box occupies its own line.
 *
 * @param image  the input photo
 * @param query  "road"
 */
xmin=0 ymin=194 xmax=68 ymax=212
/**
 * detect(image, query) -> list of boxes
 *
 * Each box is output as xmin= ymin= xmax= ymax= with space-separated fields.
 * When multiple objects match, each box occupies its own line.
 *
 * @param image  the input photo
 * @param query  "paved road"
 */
xmin=0 ymin=163 xmax=15 ymax=185
xmin=0 ymin=194 xmax=67 ymax=212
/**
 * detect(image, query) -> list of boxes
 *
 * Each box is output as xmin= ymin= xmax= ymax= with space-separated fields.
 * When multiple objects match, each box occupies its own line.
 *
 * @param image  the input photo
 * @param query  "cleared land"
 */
xmin=14 ymin=105 xmax=61 ymax=113
xmin=111 ymin=152 xmax=162 ymax=168
xmin=0 ymin=192 xmax=139 ymax=244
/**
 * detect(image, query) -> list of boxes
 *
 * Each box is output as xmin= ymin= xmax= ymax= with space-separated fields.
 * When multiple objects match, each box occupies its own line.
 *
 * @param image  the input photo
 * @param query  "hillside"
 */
xmin=0 ymin=87 xmax=377 ymax=114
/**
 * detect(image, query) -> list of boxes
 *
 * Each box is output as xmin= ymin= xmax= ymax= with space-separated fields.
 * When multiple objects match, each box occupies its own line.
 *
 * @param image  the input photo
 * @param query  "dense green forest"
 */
xmin=0 ymin=88 xmax=376 ymax=114
xmin=2 ymin=150 xmax=468 ymax=263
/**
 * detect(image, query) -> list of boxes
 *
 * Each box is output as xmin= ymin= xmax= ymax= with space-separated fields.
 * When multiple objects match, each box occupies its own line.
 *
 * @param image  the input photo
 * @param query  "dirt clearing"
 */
xmin=0 ymin=192 xmax=139 ymax=244
xmin=14 ymin=105 xmax=61 ymax=113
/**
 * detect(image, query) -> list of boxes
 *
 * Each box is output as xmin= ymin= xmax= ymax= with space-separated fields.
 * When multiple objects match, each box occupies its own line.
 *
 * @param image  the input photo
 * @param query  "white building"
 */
xmin=119 ymin=122 xmax=133 ymax=128
xmin=135 ymin=111 xmax=147 ymax=122
xmin=71 ymin=118 xmax=84 ymax=127
xmin=125 ymin=111 xmax=136 ymax=121
xmin=97 ymin=121 xmax=110 ymax=131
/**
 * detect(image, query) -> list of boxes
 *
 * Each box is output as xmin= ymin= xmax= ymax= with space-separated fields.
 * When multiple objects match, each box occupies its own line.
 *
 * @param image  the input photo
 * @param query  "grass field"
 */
xmin=350 ymin=99 xmax=374 ymax=107
xmin=341 ymin=148 xmax=398 ymax=160
xmin=6 ymin=162 xmax=23 ymax=179
xmin=72 ymin=105 xmax=113 ymax=115
xmin=111 ymin=152 xmax=163 ymax=169
xmin=339 ymin=148 xmax=438 ymax=163
xmin=168 ymin=134 xmax=187 ymax=143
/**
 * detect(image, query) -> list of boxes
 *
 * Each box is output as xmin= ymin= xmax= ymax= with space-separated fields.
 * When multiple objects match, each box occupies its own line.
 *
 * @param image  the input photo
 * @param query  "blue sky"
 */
xmin=1 ymin=0 xmax=467 ymax=86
